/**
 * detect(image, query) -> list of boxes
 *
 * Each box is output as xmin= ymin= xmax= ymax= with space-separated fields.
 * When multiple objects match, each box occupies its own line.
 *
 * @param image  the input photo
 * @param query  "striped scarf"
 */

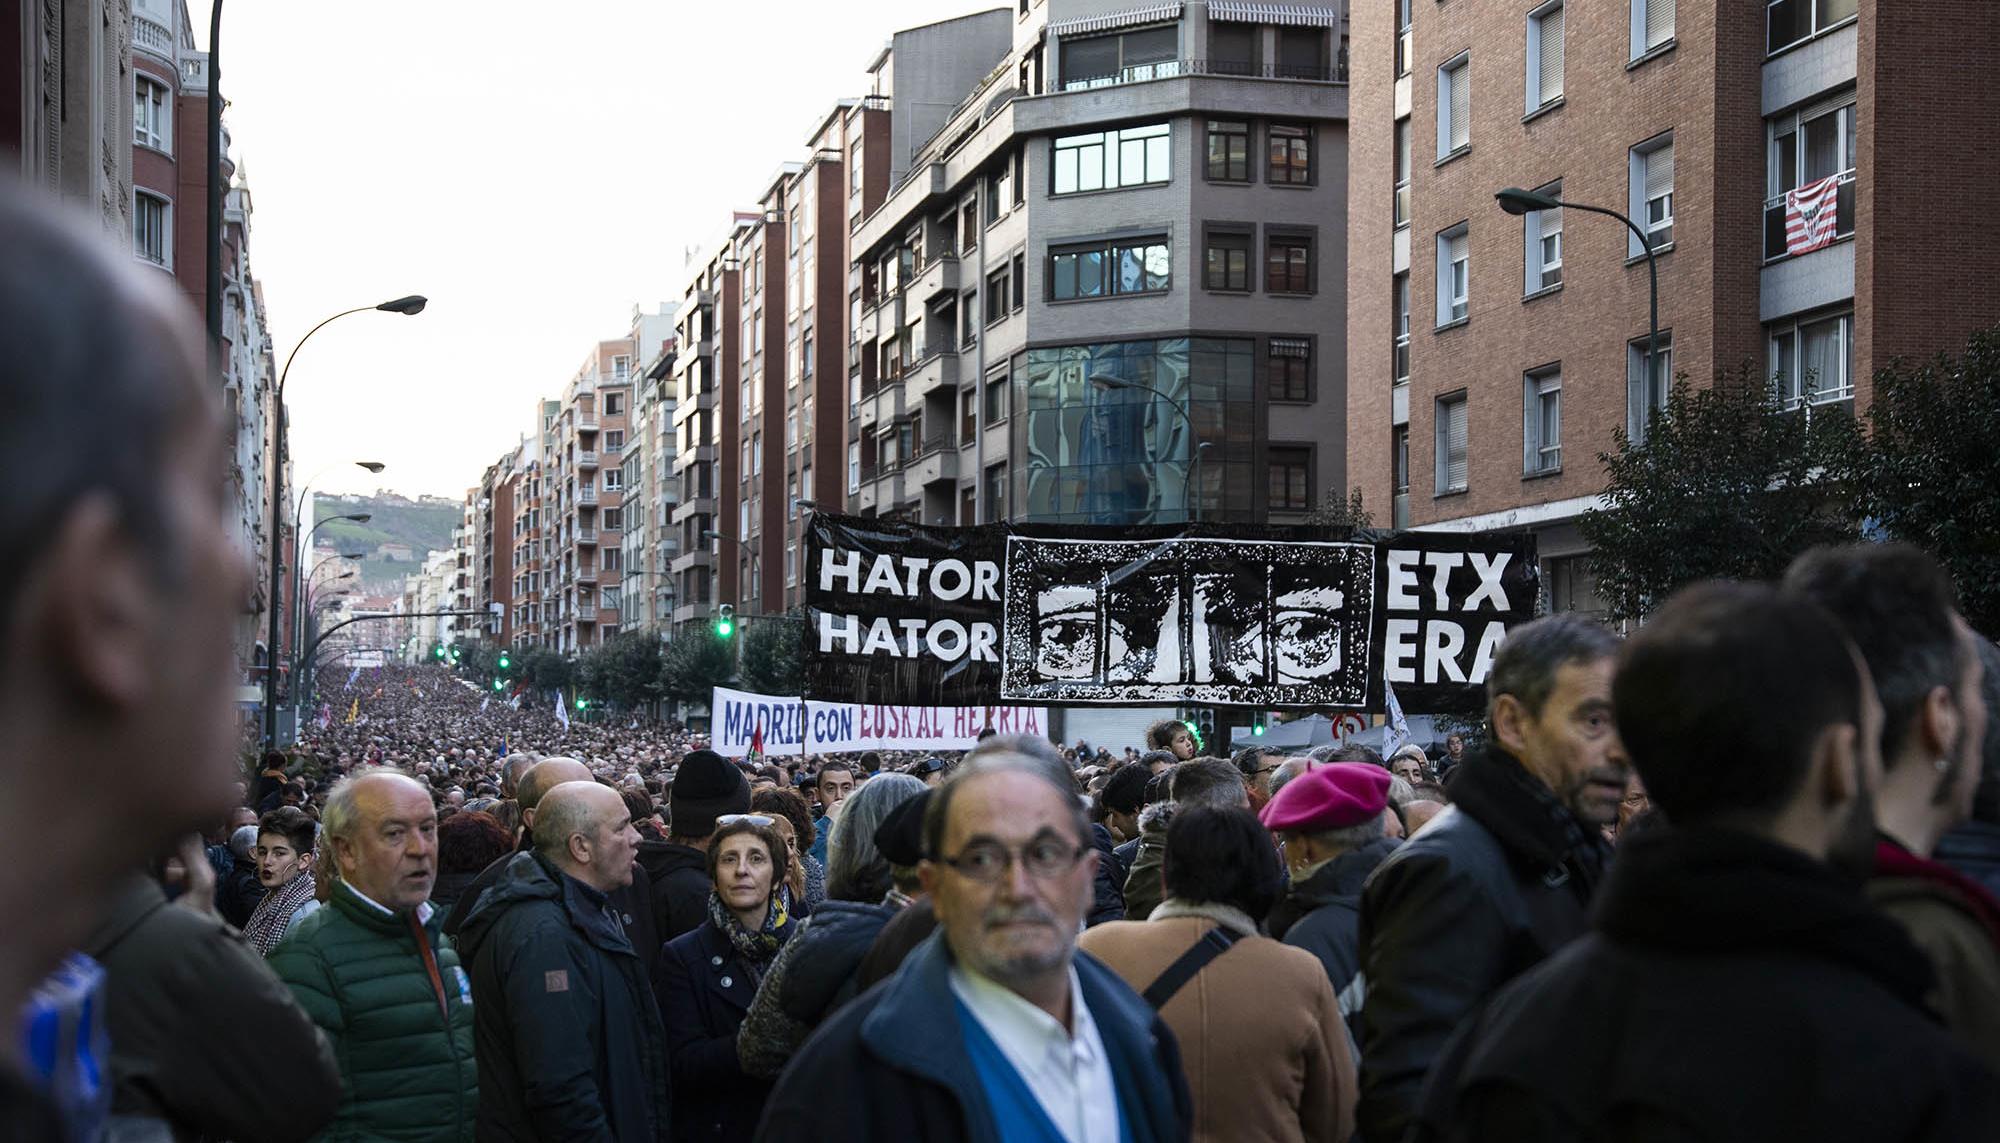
xmin=244 ymin=869 xmax=317 ymax=956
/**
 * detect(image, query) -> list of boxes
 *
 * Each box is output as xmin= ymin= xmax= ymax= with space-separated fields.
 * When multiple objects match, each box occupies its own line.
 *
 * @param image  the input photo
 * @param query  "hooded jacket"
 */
xmin=457 ymin=851 xmax=671 ymax=1143
xmin=1868 ymin=837 xmax=2000 ymax=1072
xmin=639 ymin=836 xmax=715 ymax=942
xmin=444 ymin=832 xmax=661 ymax=978
xmin=1121 ymin=801 xmax=1177 ymax=923
xmin=1265 ymin=835 xmax=1399 ymax=1011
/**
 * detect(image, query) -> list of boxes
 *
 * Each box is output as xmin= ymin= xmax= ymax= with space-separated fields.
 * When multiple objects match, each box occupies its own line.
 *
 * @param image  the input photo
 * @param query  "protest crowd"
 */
xmin=6 ymin=187 xmax=2000 ymax=1143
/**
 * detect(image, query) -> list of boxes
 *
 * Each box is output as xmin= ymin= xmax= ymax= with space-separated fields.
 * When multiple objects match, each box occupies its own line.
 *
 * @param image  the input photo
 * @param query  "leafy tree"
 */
xmin=659 ymin=629 xmax=738 ymax=703
xmin=1580 ymin=366 xmax=1867 ymax=623
xmin=739 ymin=612 xmax=806 ymax=696
xmin=578 ymin=631 xmax=666 ymax=712
xmin=517 ymin=645 xmax=574 ymax=695
xmin=1864 ymin=327 xmax=2000 ymax=637
xmin=1307 ymin=488 xmax=1375 ymax=532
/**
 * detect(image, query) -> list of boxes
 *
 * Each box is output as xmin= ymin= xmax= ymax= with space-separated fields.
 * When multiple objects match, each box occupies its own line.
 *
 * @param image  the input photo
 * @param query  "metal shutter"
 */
xmin=1646 ymin=0 xmax=1674 ymax=50
xmin=1442 ymin=399 xmax=1468 ymax=490
xmin=1644 ymin=141 xmax=1674 ymax=202
xmin=1448 ymin=62 xmax=1470 ymax=150
xmin=1538 ymin=7 xmax=1564 ymax=104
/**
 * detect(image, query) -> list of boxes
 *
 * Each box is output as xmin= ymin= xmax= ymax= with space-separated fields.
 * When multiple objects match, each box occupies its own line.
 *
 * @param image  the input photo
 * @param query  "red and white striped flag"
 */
xmin=1784 ymin=174 xmax=1842 ymax=256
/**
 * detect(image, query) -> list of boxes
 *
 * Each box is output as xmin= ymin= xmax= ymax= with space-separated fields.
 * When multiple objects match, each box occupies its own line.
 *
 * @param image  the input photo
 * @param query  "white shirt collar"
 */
xmin=949 ymin=961 xmax=1121 ymax=1143
xmin=342 ymin=881 xmax=435 ymax=925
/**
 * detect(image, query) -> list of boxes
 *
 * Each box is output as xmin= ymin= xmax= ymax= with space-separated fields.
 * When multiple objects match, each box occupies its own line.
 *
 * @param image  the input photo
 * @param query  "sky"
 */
xmin=207 ymin=0 xmax=992 ymax=501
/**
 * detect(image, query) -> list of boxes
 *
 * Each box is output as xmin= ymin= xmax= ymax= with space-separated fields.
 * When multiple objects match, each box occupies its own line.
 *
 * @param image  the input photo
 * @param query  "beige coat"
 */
xmin=1080 ymin=903 xmax=1356 ymax=1143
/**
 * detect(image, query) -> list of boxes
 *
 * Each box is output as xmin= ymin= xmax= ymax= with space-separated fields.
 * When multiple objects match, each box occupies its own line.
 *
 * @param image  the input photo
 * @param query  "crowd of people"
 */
xmin=4 ymin=188 xmax=2000 ymax=1142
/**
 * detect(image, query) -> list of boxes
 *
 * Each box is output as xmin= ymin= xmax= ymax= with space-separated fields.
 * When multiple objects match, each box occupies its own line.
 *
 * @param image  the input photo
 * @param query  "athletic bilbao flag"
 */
xmin=1784 ymin=174 xmax=1841 ymax=256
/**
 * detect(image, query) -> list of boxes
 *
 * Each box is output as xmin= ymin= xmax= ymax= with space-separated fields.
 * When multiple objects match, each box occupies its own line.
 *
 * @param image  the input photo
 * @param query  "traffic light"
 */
xmin=1251 ymin=712 xmax=1268 ymax=737
xmin=575 ymin=697 xmax=588 ymax=711
xmin=492 ymin=678 xmax=505 ymax=692
xmin=433 ymin=644 xmax=445 ymax=660
xmin=716 ymin=603 xmax=736 ymax=639
xmin=497 ymin=651 xmax=511 ymax=671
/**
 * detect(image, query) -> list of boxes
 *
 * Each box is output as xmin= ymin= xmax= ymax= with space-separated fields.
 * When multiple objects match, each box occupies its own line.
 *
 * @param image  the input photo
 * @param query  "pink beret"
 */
xmin=1258 ymin=762 xmax=1392 ymax=833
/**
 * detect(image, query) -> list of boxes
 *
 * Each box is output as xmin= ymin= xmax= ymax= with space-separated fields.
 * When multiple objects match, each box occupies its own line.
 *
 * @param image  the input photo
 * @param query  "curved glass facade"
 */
xmin=1017 ymin=338 xmax=1255 ymax=524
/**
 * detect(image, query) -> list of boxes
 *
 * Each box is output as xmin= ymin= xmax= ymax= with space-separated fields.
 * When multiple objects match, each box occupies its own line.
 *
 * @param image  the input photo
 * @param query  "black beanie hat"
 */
xmin=670 ymin=749 xmax=750 ymax=838
xmin=873 ymin=788 xmax=933 ymax=867
xmin=1102 ymin=764 xmax=1150 ymax=816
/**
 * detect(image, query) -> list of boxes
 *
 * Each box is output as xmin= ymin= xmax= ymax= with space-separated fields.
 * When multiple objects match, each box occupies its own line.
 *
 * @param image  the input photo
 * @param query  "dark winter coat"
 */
xmin=1869 ymin=836 xmax=2000 ymax=1073
xmin=735 ymin=899 xmax=894 ymax=1079
xmin=1356 ymin=747 xmax=1606 ymax=1143
xmin=1938 ymin=819 xmax=2000 ymax=905
xmin=1265 ymin=835 xmax=1398 ymax=1009
xmin=1088 ymin=822 xmax=1126 ymax=926
xmin=444 ymin=833 xmax=661 ymax=978
xmin=854 ymin=898 xmax=938 ymax=991
xmin=755 ymin=930 xmax=1193 ymax=1143
xmin=657 ymin=916 xmax=777 ymax=1142
xmin=639 ymin=837 xmax=715 ymax=942
xmin=456 ymin=851 xmax=671 ymax=1143
xmin=85 ymin=874 xmax=340 ymax=1142
xmin=268 ymin=881 xmax=479 ymax=1141
xmin=1111 ymin=834 xmax=1140 ymax=889
xmin=1412 ymin=826 xmax=2000 ymax=1142
xmin=218 ymin=856 xmax=265 ymax=929
xmin=1121 ymin=801 xmax=1175 ymax=922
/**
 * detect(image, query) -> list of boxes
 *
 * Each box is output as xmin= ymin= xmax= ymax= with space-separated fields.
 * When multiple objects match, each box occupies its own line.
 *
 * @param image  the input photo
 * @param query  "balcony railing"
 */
xmin=1764 ymin=170 xmax=1856 ymax=262
xmin=577 ymin=450 xmax=598 ymax=468
xmin=1062 ymin=56 xmax=1348 ymax=92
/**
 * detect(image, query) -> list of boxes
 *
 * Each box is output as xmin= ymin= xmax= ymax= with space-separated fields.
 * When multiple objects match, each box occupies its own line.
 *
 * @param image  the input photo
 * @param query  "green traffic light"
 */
xmin=1253 ymin=723 xmax=1266 ymax=736
xmin=498 ymin=652 xmax=510 ymax=670
xmin=717 ymin=619 xmax=734 ymax=637
xmin=575 ymin=697 xmax=588 ymax=711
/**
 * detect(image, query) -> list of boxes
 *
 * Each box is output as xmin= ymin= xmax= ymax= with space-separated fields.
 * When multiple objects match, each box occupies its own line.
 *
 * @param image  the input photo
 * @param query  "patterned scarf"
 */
xmin=707 ymin=889 xmax=795 ymax=987
xmin=243 ymin=869 xmax=317 ymax=956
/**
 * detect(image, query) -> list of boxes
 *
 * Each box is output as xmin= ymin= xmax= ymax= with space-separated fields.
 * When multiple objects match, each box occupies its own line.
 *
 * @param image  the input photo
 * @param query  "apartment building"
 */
xmin=623 ymin=316 xmax=679 ymax=635
xmin=1346 ymin=0 xmax=2000 ymax=613
xmin=850 ymin=1 xmax=1352 ymax=531
xmin=510 ymin=400 xmax=561 ymax=647
xmin=670 ymin=239 xmax=740 ymax=633
xmin=475 ymin=444 xmax=522 ymax=645
xmin=4 ymin=0 xmax=134 ymax=233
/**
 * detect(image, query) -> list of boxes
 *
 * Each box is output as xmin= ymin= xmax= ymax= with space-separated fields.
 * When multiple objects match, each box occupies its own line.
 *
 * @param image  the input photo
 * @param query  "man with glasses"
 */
xmin=758 ymin=736 xmax=1191 ymax=1143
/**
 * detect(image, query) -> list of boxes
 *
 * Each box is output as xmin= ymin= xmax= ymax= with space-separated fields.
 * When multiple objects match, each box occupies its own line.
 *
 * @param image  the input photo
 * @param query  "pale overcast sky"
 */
xmin=207 ymin=0 xmax=991 ymax=501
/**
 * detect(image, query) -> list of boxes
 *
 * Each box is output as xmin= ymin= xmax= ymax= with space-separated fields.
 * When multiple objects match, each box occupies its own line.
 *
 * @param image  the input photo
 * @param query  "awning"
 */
xmin=1206 ymin=1 xmax=1344 ymax=27
xmin=1049 ymin=2 xmax=1184 ymax=37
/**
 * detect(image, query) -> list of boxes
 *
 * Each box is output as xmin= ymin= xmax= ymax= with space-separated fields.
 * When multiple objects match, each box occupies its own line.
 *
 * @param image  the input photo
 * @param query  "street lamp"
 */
xmin=1495 ymin=186 xmax=1660 ymax=421
xmin=266 ymin=299 xmax=426 ymax=749
xmin=1089 ymin=371 xmax=1205 ymax=523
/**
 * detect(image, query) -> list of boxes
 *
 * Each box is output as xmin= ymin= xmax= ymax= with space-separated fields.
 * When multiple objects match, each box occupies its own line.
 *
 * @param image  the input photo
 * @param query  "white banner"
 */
xmin=710 ymin=685 xmax=1050 ymax=756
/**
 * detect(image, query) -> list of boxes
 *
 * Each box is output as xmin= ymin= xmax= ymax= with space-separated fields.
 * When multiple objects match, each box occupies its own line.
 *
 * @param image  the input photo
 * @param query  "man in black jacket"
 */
xmin=1415 ymin=581 xmax=2000 ymax=1141
xmin=638 ymin=749 xmax=751 ymax=941
xmin=458 ymin=781 xmax=671 ymax=1141
xmin=1356 ymin=614 xmax=1627 ymax=1143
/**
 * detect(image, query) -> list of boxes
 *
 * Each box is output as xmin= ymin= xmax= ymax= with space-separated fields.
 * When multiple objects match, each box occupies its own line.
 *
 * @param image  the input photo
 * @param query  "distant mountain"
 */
xmin=310 ymin=492 xmax=461 ymax=591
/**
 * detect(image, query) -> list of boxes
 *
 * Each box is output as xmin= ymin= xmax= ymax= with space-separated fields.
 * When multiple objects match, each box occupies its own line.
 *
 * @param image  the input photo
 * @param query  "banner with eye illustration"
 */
xmin=804 ymin=513 xmax=1537 ymax=713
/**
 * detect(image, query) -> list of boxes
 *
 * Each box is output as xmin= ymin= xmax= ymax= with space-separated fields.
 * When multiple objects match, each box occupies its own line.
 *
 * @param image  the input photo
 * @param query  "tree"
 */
xmin=1580 ymin=366 xmax=1867 ymax=623
xmin=517 ymin=645 xmax=574 ymax=695
xmin=1864 ymin=327 xmax=2000 ymax=637
xmin=577 ymin=631 xmax=666 ymax=712
xmin=738 ymin=612 xmax=806 ymax=696
xmin=1307 ymin=487 xmax=1375 ymax=532
xmin=659 ymin=629 xmax=738 ymax=704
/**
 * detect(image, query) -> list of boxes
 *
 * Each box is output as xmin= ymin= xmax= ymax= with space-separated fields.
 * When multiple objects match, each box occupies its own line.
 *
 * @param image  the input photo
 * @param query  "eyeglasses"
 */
xmin=938 ymin=835 xmax=1086 ymax=883
xmin=715 ymin=814 xmax=775 ymax=827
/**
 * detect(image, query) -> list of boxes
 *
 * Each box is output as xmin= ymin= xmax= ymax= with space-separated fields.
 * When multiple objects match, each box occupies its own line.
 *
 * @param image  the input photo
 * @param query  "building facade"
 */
xmin=1345 ymin=0 xmax=2000 ymax=614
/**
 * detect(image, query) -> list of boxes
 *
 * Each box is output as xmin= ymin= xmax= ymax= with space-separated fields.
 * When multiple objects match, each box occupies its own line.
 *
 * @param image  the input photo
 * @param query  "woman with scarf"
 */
xmin=656 ymin=815 xmax=797 ymax=1142
xmin=241 ymin=806 xmax=321 ymax=957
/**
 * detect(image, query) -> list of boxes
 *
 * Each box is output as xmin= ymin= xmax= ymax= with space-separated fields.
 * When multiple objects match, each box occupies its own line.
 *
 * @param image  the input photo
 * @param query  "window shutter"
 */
xmin=1446 ymin=401 xmax=1469 ymax=489
xmin=1538 ymin=8 xmax=1563 ymax=103
xmin=1448 ymin=233 xmax=1468 ymax=276
xmin=1449 ymin=64 xmax=1471 ymax=150
xmin=1646 ymin=0 xmax=1674 ymax=49
xmin=1644 ymin=142 xmax=1674 ymax=201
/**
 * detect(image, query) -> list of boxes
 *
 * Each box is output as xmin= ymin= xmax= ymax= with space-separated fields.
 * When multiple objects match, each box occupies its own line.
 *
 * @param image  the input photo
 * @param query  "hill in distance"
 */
xmin=311 ymin=492 xmax=461 ymax=591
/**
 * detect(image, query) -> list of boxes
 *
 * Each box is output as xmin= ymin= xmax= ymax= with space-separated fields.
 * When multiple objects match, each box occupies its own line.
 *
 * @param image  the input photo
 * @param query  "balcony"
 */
xmin=1764 ymin=170 xmax=1855 ymax=262
xmin=1060 ymin=56 xmax=1348 ymax=92
xmin=579 ymin=488 xmax=599 ymax=507
xmin=577 ymin=527 xmax=597 ymax=545
xmin=577 ymin=450 xmax=598 ymax=470
xmin=915 ymin=254 xmax=960 ymax=301
xmin=857 ymin=292 xmax=905 ymax=345
xmin=578 ymin=413 xmax=600 ymax=432
xmin=670 ymin=548 xmax=714 ymax=576
xmin=859 ymin=379 xmax=907 ymax=430
xmin=910 ymin=436 xmax=959 ymax=487
xmin=576 ymin=568 xmax=597 ymax=585
xmin=673 ymin=601 xmax=714 ymax=626
xmin=906 ymin=345 xmax=960 ymax=402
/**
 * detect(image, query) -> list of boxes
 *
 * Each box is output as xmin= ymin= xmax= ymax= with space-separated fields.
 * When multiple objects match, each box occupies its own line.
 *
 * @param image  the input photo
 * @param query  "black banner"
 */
xmin=805 ymin=514 xmax=1537 ymax=713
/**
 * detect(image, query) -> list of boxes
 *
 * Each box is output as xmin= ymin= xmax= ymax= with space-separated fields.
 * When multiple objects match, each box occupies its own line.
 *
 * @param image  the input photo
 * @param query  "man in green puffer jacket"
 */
xmin=271 ymin=770 xmax=478 ymax=1140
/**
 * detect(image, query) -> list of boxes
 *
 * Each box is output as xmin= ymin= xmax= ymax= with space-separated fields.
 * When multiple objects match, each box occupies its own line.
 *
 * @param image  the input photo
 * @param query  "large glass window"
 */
xmin=1053 ymin=123 xmax=1171 ymax=194
xmin=1049 ymin=237 xmax=1170 ymax=301
xmin=1767 ymin=0 xmax=1856 ymax=55
xmin=1018 ymin=338 xmax=1255 ymax=523
xmin=1060 ymin=26 xmax=1180 ymax=90
xmin=1765 ymin=97 xmax=1856 ymax=260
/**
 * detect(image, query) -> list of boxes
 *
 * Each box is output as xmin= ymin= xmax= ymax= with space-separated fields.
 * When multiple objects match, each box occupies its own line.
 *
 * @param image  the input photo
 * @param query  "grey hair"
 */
xmin=825 ymin=772 xmax=926 ymax=902
xmin=1486 ymin=613 xmax=1620 ymax=719
xmin=1292 ymin=811 xmax=1387 ymax=852
xmin=320 ymin=768 xmax=425 ymax=844
xmin=1386 ymin=775 xmax=1416 ymax=808
xmin=228 ymin=825 xmax=259 ymax=861
xmin=922 ymin=735 xmax=1089 ymax=864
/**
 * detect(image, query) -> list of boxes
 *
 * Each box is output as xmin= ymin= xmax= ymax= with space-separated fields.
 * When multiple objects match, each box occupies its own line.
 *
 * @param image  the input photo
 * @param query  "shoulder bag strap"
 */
xmin=1140 ymin=926 xmax=1239 ymax=1010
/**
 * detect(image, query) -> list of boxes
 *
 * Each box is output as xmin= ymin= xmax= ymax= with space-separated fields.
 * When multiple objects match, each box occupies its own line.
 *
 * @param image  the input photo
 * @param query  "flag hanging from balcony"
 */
xmin=1784 ymin=174 xmax=1841 ymax=256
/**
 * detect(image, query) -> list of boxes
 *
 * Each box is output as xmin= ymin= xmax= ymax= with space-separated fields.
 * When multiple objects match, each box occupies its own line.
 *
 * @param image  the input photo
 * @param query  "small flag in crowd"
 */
xmin=318 ymin=703 xmax=332 ymax=730
xmin=750 ymin=722 xmax=765 ymax=762
xmin=480 ymin=696 xmax=490 ymax=713
xmin=346 ymin=698 xmax=359 ymax=724
xmin=555 ymin=690 xmax=570 ymax=730
xmin=345 ymin=666 xmax=361 ymax=690
xmin=1784 ymin=174 xmax=1841 ymax=256
xmin=1383 ymin=680 xmax=1412 ymax=757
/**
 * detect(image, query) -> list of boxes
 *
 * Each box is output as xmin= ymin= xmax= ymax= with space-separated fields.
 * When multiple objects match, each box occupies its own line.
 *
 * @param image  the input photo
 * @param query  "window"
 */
xmin=1204 ymin=227 xmax=1252 ymax=291
xmin=1049 ymin=237 xmax=1170 ymax=300
xmin=1393 ymin=273 xmax=1411 ymax=383
xmin=1633 ymin=0 xmax=1674 ymax=57
xmin=133 ymin=192 xmax=170 ymax=267
xmin=989 ymin=162 xmax=1012 ymax=224
xmin=604 ymin=469 xmax=624 ymax=491
xmin=1392 ymin=426 xmax=1411 ymax=527
xmin=751 ymin=432 xmax=763 ymax=475
xmin=1435 ymin=394 xmax=1469 ymax=494
xmin=984 ymin=462 xmax=1008 ymax=519
xmin=1436 ymin=225 xmax=1469 ymax=326
xmin=1523 ymin=366 xmax=1562 ymax=474
xmin=611 ymin=355 xmax=631 ymax=381
xmin=1052 ymin=123 xmax=1170 ymax=194
xmin=134 ymin=76 xmax=170 ymax=152
xmin=961 ymin=289 xmax=978 ymax=346
xmin=1527 ymin=2 xmax=1563 ymax=111
xmin=850 ymin=138 xmax=864 ymax=194
xmin=604 ymin=393 xmax=624 ymax=416
xmin=1396 ymin=0 xmax=1414 ymax=77
xmin=1630 ymin=133 xmax=1674 ymax=255
xmin=1206 ymin=120 xmax=1250 ymax=182
xmin=786 ymin=543 xmax=797 ymax=587
xmin=602 ymin=508 xmax=624 ymax=530
xmin=1212 ymin=23 xmax=1257 ymax=75
xmin=1277 ymin=26 xmax=1326 ymax=78
xmin=848 ymin=442 xmax=860 ymax=492
xmin=1011 ymin=253 xmax=1025 ymax=311
xmin=604 ymin=429 xmax=625 ymax=450
xmin=1269 ymin=447 xmax=1312 ymax=511
xmin=1393 ymin=118 xmax=1412 ymax=228
xmin=1265 ymin=230 xmax=1314 ymax=295
xmin=984 ymin=365 xmax=1011 ymax=423
xmin=1769 ymin=310 xmax=1853 ymax=409
xmin=1767 ymin=0 xmax=1852 ymax=54
xmin=1059 ymin=26 xmax=1179 ymax=90
xmin=1765 ymin=97 xmax=1855 ymax=260
xmin=970 ymin=273 xmax=1005 ymax=331
xmin=1438 ymin=55 xmax=1470 ymax=159
xmin=960 ymin=201 xmax=979 ymax=253
xmin=1268 ymin=338 xmax=1311 ymax=403
xmin=961 ymin=388 xmax=977 ymax=441
xmin=1626 ymin=332 xmax=1673 ymax=444
xmin=603 ymin=548 xmax=622 ymax=571
xmin=1524 ymin=180 xmax=1562 ymax=293
xmin=785 ymin=410 xmax=798 ymax=451
xmin=1268 ymin=123 xmax=1312 ymax=184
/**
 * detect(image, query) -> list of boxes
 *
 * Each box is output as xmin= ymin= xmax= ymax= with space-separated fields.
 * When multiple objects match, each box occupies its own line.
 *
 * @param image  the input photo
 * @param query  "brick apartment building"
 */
xmin=1347 ymin=0 xmax=2000 ymax=613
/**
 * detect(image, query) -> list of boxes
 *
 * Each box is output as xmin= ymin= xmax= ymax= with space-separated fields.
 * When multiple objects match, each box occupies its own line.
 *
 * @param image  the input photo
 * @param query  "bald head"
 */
xmin=534 ymin=781 xmax=637 ymax=893
xmin=518 ymin=757 xmax=591 ymax=813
